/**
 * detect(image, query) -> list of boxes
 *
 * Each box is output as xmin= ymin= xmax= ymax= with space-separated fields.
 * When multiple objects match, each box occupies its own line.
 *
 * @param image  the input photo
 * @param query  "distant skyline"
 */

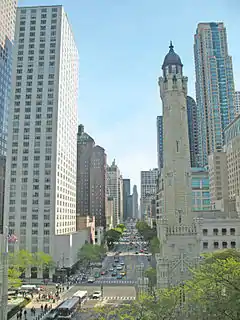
xmin=19 ymin=0 xmax=240 ymax=189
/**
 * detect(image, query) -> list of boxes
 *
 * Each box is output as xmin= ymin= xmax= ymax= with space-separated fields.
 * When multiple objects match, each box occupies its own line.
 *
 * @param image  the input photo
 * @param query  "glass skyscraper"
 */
xmin=194 ymin=22 xmax=235 ymax=166
xmin=187 ymin=96 xmax=199 ymax=167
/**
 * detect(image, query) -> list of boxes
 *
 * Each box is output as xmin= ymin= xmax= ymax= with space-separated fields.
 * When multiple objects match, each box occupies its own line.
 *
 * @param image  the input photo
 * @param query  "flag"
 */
xmin=7 ymin=234 xmax=18 ymax=243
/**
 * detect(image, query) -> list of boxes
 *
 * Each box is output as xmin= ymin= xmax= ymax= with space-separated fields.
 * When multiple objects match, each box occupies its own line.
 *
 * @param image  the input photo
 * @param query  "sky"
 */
xmin=19 ymin=0 xmax=240 ymax=191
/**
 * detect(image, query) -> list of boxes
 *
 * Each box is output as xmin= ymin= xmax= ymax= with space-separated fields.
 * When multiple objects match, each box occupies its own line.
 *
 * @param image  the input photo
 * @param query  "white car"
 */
xmin=87 ymin=277 xmax=95 ymax=283
xmin=92 ymin=291 xmax=101 ymax=299
xmin=117 ymin=265 xmax=122 ymax=270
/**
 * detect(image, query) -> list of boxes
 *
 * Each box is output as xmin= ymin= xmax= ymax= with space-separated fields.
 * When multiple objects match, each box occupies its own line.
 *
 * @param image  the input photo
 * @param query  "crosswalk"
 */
xmin=94 ymin=279 xmax=136 ymax=285
xmin=88 ymin=296 xmax=136 ymax=301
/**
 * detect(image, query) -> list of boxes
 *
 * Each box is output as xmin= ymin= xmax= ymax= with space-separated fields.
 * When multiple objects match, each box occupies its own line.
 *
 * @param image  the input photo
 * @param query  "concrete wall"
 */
xmin=53 ymin=229 xmax=89 ymax=268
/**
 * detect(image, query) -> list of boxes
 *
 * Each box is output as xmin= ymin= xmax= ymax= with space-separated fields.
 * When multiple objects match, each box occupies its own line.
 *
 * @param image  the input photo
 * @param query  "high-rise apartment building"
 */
xmin=76 ymin=125 xmax=107 ymax=228
xmin=76 ymin=125 xmax=95 ymax=217
xmin=0 ymin=0 xmax=17 ymax=233
xmin=235 ymin=91 xmax=240 ymax=117
xmin=157 ymin=116 xmax=163 ymax=171
xmin=132 ymin=185 xmax=139 ymax=219
xmin=187 ymin=96 xmax=199 ymax=167
xmin=107 ymin=160 xmax=121 ymax=226
xmin=4 ymin=5 xmax=79 ymax=255
xmin=140 ymin=169 xmax=158 ymax=219
xmin=123 ymin=179 xmax=130 ymax=220
xmin=194 ymin=22 xmax=235 ymax=166
xmin=90 ymin=146 xmax=107 ymax=228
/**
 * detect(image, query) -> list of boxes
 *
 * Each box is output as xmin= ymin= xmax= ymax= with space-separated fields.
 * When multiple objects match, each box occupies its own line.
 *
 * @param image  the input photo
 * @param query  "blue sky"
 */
xmin=19 ymin=0 xmax=240 ymax=190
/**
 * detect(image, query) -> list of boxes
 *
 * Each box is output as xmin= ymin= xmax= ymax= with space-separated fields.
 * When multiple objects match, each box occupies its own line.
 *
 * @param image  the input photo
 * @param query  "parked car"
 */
xmin=87 ymin=277 xmax=95 ymax=283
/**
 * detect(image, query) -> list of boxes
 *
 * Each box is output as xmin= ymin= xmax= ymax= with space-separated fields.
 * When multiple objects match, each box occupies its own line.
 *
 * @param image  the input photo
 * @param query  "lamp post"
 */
xmin=0 ymin=226 xmax=9 ymax=320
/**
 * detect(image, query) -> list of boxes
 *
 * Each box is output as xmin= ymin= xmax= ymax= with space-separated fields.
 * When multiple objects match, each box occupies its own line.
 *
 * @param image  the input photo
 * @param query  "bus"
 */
xmin=73 ymin=290 xmax=88 ymax=305
xmin=57 ymin=297 xmax=80 ymax=319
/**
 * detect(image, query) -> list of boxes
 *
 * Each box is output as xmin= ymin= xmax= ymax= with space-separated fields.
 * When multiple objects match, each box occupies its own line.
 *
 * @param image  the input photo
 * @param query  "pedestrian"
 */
xmin=23 ymin=309 xmax=27 ymax=319
xmin=16 ymin=312 xmax=19 ymax=319
xmin=40 ymin=305 xmax=43 ymax=312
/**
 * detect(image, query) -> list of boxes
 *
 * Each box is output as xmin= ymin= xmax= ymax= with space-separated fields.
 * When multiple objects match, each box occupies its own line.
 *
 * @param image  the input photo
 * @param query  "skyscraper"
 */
xmin=90 ymin=146 xmax=107 ymax=228
xmin=157 ymin=116 xmax=163 ymax=171
xmin=187 ymin=96 xmax=199 ymax=167
xmin=0 ymin=2 xmax=17 ymax=318
xmin=76 ymin=125 xmax=107 ymax=228
xmin=4 ymin=5 xmax=79 ymax=256
xmin=123 ymin=179 xmax=130 ymax=220
xmin=132 ymin=185 xmax=139 ymax=219
xmin=235 ymin=91 xmax=240 ymax=117
xmin=107 ymin=160 xmax=121 ymax=226
xmin=0 ymin=0 xmax=17 ymax=233
xmin=194 ymin=22 xmax=235 ymax=166
xmin=77 ymin=125 xmax=95 ymax=217
xmin=140 ymin=169 xmax=158 ymax=219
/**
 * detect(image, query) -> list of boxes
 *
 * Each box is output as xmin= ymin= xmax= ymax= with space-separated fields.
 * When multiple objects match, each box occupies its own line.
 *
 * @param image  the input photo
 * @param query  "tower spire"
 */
xmin=169 ymin=41 xmax=174 ymax=50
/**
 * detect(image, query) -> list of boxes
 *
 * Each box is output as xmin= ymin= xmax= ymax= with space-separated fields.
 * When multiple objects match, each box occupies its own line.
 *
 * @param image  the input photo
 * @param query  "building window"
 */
xmin=222 ymin=242 xmax=227 ymax=249
xmin=231 ymin=241 xmax=236 ymax=249
xmin=222 ymin=228 xmax=227 ymax=236
xmin=203 ymin=242 xmax=208 ymax=249
xmin=230 ymin=228 xmax=235 ymax=236
xmin=202 ymin=229 xmax=208 ymax=236
xmin=213 ymin=241 xmax=219 ymax=249
xmin=213 ymin=228 xmax=218 ymax=236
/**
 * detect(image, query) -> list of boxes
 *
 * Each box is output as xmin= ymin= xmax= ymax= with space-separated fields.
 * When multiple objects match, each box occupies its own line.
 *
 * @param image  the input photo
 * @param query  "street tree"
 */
xmin=8 ymin=268 xmax=22 ymax=288
xmin=149 ymin=236 xmax=161 ymax=254
xmin=116 ymin=223 xmax=126 ymax=231
xmin=8 ymin=249 xmax=33 ymax=273
xmin=91 ymin=288 xmax=182 ymax=320
xmin=105 ymin=228 xmax=122 ymax=248
xmin=186 ymin=257 xmax=240 ymax=320
xmin=78 ymin=243 xmax=105 ymax=266
xmin=144 ymin=267 xmax=157 ymax=289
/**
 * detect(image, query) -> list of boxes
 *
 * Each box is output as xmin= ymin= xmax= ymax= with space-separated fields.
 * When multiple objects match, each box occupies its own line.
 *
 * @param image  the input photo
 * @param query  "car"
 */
xmin=116 ymin=265 xmax=122 ymax=270
xmin=109 ymin=268 xmax=114 ymax=272
xmin=116 ymin=274 xmax=122 ymax=279
xmin=120 ymin=271 xmax=126 ymax=276
xmin=112 ymin=263 xmax=117 ymax=267
xmin=94 ymin=272 xmax=100 ymax=278
xmin=120 ymin=261 xmax=124 ymax=266
xmin=112 ymin=271 xmax=117 ymax=276
xmin=92 ymin=291 xmax=101 ymax=299
xmin=87 ymin=277 xmax=95 ymax=283
xmin=135 ymin=251 xmax=139 ymax=254
xmin=100 ymin=271 xmax=106 ymax=275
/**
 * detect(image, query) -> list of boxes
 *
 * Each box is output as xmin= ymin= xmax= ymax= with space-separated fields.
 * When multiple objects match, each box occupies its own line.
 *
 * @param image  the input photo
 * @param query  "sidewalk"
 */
xmin=11 ymin=287 xmax=72 ymax=320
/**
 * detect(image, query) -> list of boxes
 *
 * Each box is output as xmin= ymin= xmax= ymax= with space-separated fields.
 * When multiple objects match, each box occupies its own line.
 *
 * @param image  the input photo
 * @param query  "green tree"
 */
xmin=8 ymin=268 xmax=22 ymax=288
xmin=91 ymin=288 xmax=182 ymax=320
xmin=186 ymin=257 xmax=240 ymax=319
xmin=149 ymin=236 xmax=160 ymax=254
xmin=116 ymin=223 xmax=126 ymax=231
xmin=136 ymin=221 xmax=157 ymax=241
xmin=78 ymin=244 xmax=105 ymax=266
xmin=8 ymin=249 xmax=33 ymax=273
xmin=144 ymin=267 xmax=157 ymax=290
xmin=105 ymin=228 xmax=122 ymax=248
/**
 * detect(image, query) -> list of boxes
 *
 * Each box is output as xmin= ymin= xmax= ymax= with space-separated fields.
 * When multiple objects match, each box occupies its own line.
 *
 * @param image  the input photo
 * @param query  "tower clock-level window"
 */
xmin=172 ymin=65 xmax=176 ymax=74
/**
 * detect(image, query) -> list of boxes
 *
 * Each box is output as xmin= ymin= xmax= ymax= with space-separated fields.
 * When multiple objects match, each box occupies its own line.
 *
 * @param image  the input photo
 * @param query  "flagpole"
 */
xmin=0 ymin=226 xmax=9 ymax=320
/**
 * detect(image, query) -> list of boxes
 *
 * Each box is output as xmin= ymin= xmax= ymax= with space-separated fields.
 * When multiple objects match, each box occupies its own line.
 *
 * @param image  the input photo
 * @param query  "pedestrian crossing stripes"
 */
xmin=88 ymin=296 xmax=136 ymax=301
xmin=94 ymin=280 xmax=136 ymax=285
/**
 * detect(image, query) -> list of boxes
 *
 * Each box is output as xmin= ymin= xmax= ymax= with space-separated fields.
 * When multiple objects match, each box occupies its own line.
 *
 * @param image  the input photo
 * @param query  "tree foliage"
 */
xmin=144 ymin=267 xmax=157 ymax=288
xmin=136 ymin=221 xmax=157 ymax=242
xmin=150 ymin=236 xmax=161 ymax=254
xmin=78 ymin=243 xmax=106 ymax=266
xmin=105 ymin=228 xmax=122 ymax=248
xmin=8 ymin=250 xmax=54 ymax=288
xmin=89 ymin=249 xmax=240 ymax=320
